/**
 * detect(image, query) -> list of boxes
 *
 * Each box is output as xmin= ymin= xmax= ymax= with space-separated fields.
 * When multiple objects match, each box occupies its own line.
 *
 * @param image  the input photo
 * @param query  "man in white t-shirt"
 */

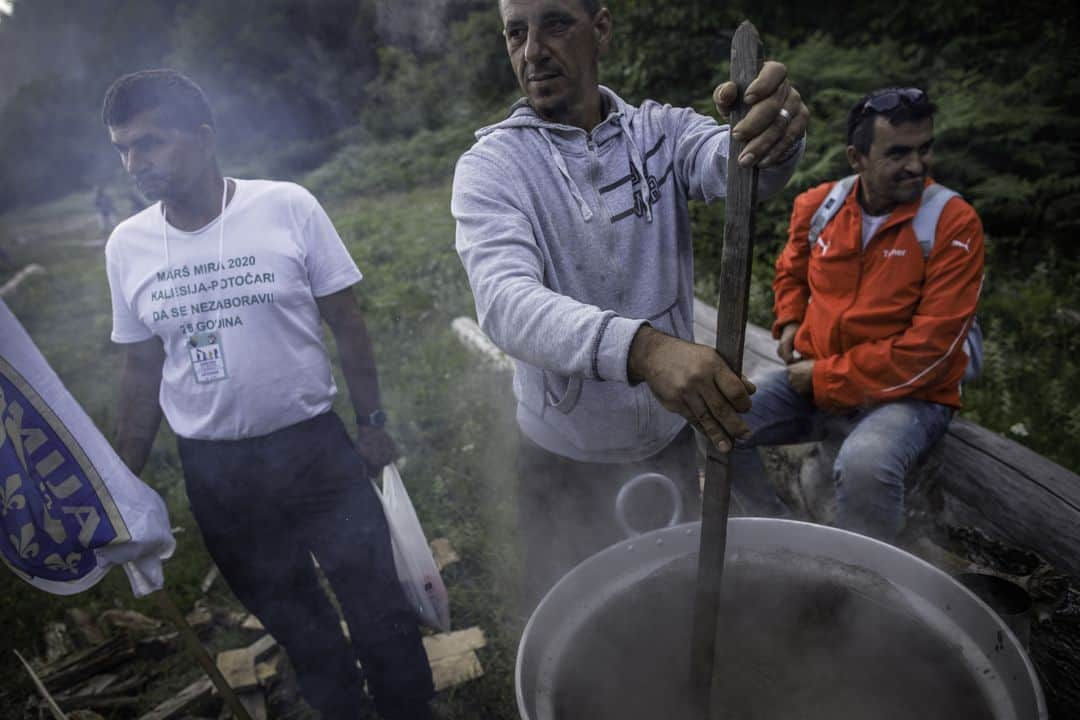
xmin=101 ymin=70 xmax=434 ymax=720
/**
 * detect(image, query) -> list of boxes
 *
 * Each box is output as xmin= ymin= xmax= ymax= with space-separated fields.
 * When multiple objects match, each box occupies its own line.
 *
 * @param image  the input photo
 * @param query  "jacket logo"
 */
xmin=629 ymin=162 xmax=660 ymax=218
xmin=883 ymin=248 xmax=907 ymax=258
xmin=951 ymin=238 xmax=972 ymax=253
xmin=815 ymin=237 xmax=831 ymax=256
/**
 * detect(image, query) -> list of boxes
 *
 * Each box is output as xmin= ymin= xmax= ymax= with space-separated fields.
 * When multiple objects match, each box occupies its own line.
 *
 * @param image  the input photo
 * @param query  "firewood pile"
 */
xmin=14 ymin=537 xmax=484 ymax=720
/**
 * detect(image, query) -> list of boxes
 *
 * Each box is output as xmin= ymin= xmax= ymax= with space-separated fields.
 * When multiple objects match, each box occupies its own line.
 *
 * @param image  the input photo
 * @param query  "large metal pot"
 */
xmin=516 ymin=519 xmax=1046 ymax=720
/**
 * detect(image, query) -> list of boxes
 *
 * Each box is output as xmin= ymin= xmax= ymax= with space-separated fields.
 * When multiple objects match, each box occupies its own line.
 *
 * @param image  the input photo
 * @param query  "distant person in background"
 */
xmin=94 ymin=185 xmax=116 ymax=235
xmin=101 ymin=70 xmax=433 ymax=720
xmin=452 ymin=0 xmax=808 ymax=609
xmin=0 ymin=242 xmax=13 ymax=272
xmin=732 ymin=87 xmax=985 ymax=541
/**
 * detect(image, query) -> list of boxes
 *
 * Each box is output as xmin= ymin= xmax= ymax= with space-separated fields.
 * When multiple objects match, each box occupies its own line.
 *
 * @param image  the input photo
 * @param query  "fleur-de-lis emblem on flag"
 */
xmin=44 ymin=551 xmax=82 ymax=574
xmin=9 ymin=523 xmax=39 ymax=559
xmin=1 ymin=474 xmax=25 ymax=516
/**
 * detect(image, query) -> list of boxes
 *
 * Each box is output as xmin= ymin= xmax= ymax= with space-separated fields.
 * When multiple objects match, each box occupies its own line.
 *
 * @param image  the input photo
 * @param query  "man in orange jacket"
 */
xmin=732 ymin=87 xmax=984 ymax=541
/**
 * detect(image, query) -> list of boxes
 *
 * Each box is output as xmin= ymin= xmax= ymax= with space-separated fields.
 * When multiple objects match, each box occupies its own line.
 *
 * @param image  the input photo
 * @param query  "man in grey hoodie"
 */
xmin=453 ymin=0 xmax=808 ymax=607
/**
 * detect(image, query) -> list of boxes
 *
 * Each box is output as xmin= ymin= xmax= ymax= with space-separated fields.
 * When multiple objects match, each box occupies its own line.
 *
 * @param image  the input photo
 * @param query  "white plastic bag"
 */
xmin=372 ymin=464 xmax=451 ymax=632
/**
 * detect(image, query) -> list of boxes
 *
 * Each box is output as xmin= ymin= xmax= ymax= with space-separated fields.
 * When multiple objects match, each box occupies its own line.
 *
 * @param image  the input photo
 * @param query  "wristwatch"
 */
xmin=357 ymin=409 xmax=387 ymax=428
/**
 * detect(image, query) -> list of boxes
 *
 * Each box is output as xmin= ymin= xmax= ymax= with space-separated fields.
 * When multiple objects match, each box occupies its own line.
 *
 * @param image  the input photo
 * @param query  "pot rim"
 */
xmin=515 ymin=518 xmax=1047 ymax=720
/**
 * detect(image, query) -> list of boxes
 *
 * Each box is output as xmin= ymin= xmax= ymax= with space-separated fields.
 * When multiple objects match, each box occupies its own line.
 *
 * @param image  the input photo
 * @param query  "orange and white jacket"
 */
xmin=773 ymin=177 xmax=984 ymax=410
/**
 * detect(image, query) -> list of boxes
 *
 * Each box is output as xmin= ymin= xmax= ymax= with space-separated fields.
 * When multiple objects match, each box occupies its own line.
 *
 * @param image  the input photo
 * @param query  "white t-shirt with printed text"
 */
xmin=105 ymin=179 xmax=362 ymax=440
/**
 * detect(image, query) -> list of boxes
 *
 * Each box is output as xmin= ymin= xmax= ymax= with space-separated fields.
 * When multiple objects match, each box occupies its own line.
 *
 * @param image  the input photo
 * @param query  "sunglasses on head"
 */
xmin=860 ymin=88 xmax=928 ymax=115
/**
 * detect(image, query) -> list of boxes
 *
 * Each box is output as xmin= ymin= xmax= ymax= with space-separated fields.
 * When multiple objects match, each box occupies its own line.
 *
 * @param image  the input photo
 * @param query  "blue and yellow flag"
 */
xmin=1 ymin=299 xmax=173 ymax=596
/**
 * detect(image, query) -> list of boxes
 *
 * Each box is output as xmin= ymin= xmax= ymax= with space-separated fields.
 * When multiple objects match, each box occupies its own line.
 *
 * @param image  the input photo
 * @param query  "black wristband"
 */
xmin=356 ymin=408 xmax=387 ymax=428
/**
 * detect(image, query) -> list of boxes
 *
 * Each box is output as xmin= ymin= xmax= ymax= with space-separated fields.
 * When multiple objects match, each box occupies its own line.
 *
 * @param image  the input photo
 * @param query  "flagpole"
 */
xmin=152 ymin=590 xmax=254 ymax=720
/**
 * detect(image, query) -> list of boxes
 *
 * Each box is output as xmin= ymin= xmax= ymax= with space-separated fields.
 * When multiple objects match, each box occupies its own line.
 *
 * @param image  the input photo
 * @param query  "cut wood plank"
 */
xmin=240 ymin=615 xmax=265 ymax=632
xmin=215 ymin=648 xmax=259 ymax=692
xmin=200 ymin=565 xmax=220 ymax=593
xmin=237 ymin=690 xmax=266 ymax=720
xmin=451 ymin=316 xmax=514 ymax=372
xmin=136 ymin=677 xmax=213 ymax=720
xmin=430 ymin=538 xmax=460 ymax=572
xmin=430 ymin=650 xmax=483 ymax=692
xmin=255 ymin=653 xmax=281 ymax=687
xmin=422 ymin=627 xmax=486 ymax=664
xmin=247 ymin=634 xmax=278 ymax=662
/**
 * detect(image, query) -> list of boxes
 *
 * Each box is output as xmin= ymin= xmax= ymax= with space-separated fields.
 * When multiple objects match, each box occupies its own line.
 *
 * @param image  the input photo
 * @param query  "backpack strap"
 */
xmin=807 ymin=175 xmax=857 ymax=250
xmin=808 ymin=178 xmax=961 ymax=258
xmin=913 ymin=183 xmax=961 ymax=258
xmin=806 ymin=179 xmax=983 ymax=381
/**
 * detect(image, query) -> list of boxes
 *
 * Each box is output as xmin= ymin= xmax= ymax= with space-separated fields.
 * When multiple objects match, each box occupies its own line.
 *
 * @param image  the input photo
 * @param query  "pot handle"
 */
xmin=614 ymin=472 xmax=684 ymax=537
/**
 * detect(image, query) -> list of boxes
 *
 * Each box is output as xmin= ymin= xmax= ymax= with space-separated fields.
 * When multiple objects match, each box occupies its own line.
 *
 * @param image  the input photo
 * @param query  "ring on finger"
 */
xmin=777 ymin=107 xmax=793 ymax=124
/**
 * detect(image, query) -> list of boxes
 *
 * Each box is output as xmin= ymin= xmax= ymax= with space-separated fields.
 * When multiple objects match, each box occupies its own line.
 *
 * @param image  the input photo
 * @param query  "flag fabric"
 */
xmin=1 ymin=298 xmax=174 ymax=597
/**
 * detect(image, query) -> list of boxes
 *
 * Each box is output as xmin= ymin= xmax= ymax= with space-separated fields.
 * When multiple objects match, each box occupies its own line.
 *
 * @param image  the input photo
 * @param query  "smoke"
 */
xmin=375 ymin=0 xmax=452 ymax=55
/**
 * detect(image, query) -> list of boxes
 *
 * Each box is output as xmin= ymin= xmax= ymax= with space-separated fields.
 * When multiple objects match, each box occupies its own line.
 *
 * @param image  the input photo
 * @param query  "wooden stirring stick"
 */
xmin=689 ymin=19 xmax=763 ymax=720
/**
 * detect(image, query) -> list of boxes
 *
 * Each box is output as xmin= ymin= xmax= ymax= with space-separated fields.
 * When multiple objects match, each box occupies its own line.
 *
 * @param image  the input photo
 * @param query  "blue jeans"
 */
xmin=731 ymin=370 xmax=953 ymax=541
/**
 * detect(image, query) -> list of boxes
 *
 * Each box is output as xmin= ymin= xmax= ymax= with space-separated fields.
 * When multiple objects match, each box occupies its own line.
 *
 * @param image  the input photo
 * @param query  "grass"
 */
xmin=3 ymin=109 xmax=1076 ymax=718
xmin=0 ymin=178 xmax=524 ymax=719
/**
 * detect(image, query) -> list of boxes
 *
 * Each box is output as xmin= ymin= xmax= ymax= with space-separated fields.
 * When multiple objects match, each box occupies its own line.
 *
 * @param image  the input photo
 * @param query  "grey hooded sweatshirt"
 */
xmin=452 ymin=87 xmax=801 ymax=463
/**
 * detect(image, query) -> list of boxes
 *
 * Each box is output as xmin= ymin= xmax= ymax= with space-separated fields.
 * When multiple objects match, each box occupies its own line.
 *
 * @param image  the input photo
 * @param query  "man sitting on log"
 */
xmin=732 ymin=87 xmax=985 ymax=542
xmin=452 ymin=0 xmax=809 ymax=609
xmin=101 ymin=70 xmax=433 ymax=720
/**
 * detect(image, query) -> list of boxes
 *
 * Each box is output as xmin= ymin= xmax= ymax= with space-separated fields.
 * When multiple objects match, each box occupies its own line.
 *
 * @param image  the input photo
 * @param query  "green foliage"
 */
xmin=600 ymin=1 xmax=739 ymax=107
xmin=303 ymin=121 xmax=483 ymax=202
xmin=361 ymin=6 xmax=515 ymax=139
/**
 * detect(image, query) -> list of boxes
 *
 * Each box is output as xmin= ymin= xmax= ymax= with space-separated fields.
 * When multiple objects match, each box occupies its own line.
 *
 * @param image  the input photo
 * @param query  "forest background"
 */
xmin=0 ymin=0 xmax=1078 ymax=717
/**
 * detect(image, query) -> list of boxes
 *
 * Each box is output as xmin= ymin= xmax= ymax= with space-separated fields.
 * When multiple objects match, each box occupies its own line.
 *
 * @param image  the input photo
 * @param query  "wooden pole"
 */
xmin=152 ymin=590 xmax=254 ymax=720
xmin=690 ymin=20 xmax=763 ymax=720
xmin=14 ymin=649 xmax=68 ymax=720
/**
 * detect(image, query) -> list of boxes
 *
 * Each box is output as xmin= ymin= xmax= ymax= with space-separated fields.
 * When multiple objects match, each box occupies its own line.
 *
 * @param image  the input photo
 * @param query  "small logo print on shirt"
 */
xmin=951 ymin=238 xmax=972 ymax=253
xmin=883 ymin=248 xmax=907 ymax=258
xmin=816 ymin=237 xmax=831 ymax=256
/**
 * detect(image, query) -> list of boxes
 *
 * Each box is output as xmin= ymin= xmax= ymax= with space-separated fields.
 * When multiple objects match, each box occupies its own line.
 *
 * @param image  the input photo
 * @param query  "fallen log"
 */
xmin=0 ymin=263 xmax=45 ymax=298
xmin=690 ymin=297 xmax=1080 ymax=580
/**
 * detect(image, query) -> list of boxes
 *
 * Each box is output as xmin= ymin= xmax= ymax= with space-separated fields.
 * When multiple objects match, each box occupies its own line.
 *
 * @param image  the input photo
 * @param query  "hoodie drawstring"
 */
xmin=539 ymin=128 xmax=594 ymax=222
xmin=618 ymin=114 xmax=653 ymax=223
